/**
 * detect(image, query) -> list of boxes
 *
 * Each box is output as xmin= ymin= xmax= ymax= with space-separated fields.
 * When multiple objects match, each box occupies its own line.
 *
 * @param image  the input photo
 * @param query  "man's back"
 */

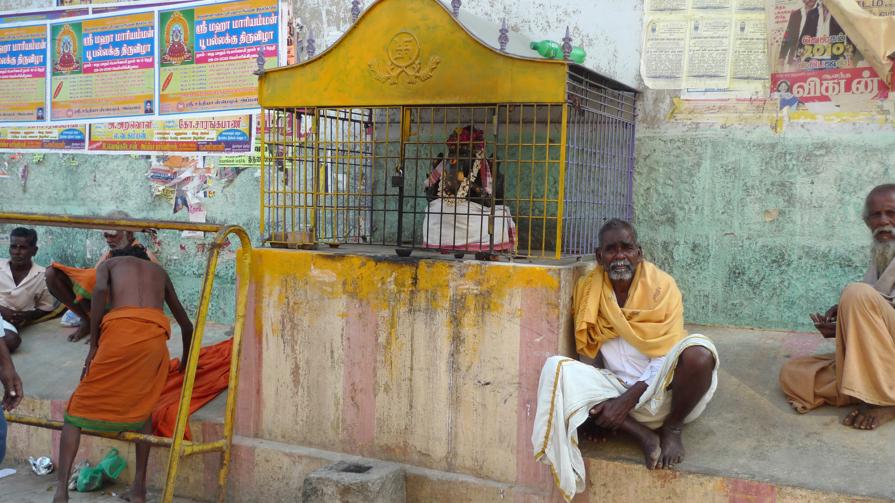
xmin=103 ymin=256 xmax=166 ymax=310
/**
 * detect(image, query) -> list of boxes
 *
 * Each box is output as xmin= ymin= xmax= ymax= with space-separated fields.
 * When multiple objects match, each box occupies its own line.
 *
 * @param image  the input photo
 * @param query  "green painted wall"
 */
xmin=634 ymin=100 xmax=884 ymax=331
xmin=0 ymin=154 xmax=261 ymax=323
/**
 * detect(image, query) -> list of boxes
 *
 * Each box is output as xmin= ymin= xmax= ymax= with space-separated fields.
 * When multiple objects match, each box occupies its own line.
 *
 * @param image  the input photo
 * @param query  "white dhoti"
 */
xmin=531 ymin=334 xmax=719 ymax=501
xmin=422 ymin=198 xmax=515 ymax=252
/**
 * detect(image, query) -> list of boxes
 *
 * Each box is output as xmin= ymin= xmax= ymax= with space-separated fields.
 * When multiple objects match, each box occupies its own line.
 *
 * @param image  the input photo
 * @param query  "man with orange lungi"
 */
xmin=52 ymin=244 xmax=192 ymax=503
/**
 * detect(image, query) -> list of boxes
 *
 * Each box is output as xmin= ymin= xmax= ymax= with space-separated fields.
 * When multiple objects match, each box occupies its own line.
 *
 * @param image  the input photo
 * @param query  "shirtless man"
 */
xmin=53 ymin=245 xmax=192 ymax=503
xmin=46 ymin=211 xmax=158 ymax=342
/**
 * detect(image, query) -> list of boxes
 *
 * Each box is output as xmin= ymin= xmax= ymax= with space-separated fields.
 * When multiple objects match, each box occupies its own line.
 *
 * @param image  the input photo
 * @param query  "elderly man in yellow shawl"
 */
xmin=531 ymin=219 xmax=718 ymax=500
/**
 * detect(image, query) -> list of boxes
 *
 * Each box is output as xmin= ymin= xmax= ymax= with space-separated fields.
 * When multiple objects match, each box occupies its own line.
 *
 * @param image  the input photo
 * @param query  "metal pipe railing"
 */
xmin=0 ymin=213 xmax=252 ymax=503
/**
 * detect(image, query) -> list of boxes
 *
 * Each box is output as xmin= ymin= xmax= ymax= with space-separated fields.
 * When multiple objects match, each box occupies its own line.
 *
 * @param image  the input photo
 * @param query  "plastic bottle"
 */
xmin=530 ymin=40 xmax=561 ymax=59
xmin=569 ymin=46 xmax=586 ymax=64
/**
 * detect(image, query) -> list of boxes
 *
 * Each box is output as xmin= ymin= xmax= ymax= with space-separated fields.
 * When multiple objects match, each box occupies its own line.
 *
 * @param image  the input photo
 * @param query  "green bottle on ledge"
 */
xmin=569 ymin=46 xmax=586 ymax=64
xmin=530 ymin=40 xmax=587 ymax=64
xmin=530 ymin=40 xmax=561 ymax=59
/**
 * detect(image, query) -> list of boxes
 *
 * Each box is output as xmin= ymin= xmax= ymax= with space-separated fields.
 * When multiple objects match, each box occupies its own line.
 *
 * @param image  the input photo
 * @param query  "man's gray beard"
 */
xmin=607 ymin=259 xmax=634 ymax=281
xmin=872 ymin=239 xmax=895 ymax=274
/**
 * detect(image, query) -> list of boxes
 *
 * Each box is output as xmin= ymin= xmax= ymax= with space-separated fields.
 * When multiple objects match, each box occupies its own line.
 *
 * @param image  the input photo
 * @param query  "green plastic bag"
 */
xmin=76 ymin=448 xmax=127 ymax=492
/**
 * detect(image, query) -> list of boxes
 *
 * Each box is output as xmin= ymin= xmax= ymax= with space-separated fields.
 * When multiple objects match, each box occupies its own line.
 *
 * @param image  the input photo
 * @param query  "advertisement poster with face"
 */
xmin=769 ymin=0 xmax=894 ymax=112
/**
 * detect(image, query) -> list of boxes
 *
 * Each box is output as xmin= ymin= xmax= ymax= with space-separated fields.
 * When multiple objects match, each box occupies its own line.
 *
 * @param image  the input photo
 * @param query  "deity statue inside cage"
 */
xmin=422 ymin=125 xmax=516 ymax=253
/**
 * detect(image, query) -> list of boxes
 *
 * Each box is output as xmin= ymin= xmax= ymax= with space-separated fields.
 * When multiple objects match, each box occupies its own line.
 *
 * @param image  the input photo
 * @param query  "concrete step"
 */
xmin=574 ymin=325 xmax=895 ymax=503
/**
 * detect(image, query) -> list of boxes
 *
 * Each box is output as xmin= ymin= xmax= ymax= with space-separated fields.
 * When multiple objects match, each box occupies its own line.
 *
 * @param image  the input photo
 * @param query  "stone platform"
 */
xmin=2 ymin=247 xmax=893 ymax=502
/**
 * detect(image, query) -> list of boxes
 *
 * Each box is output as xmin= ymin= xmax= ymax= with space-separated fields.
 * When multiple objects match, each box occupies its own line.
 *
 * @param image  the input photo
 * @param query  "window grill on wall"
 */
xmin=258 ymin=0 xmax=636 ymax=260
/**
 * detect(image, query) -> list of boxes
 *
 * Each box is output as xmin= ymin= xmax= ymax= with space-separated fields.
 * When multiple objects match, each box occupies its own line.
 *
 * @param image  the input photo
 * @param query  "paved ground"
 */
xmin=1 ymin=462 xmax=202 ymax=502
xmin=582 ymin=324 xmax=895 ymax=501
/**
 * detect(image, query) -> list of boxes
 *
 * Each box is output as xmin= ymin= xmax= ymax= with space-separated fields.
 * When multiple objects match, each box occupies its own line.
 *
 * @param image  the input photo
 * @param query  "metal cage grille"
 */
xmin=261 ymin=73 xmax=636 ymax=260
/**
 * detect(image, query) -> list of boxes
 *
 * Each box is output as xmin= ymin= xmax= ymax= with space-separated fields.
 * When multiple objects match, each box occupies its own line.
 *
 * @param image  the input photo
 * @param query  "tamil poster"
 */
xmin=50 ymin=11 xmax=155 ymax=121
xmin=641 ymin=0 xmax=768 ymax=90
xmin=88 ymin=115 xmax=252 ymax=153
xmin=158 ymin=0 xmax=279 ymax=115
xmin=0 ymin=25 xmax=47 ymax=122
xmin=769 ymin=0 xmax=894 ymax=112
xmin=0 ymin=124 xmax=86 ymax=150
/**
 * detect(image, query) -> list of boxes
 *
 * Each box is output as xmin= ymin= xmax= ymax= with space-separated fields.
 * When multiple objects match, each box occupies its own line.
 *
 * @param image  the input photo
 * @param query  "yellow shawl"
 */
xmin=574 ymin=261 xmax=686 ymax=359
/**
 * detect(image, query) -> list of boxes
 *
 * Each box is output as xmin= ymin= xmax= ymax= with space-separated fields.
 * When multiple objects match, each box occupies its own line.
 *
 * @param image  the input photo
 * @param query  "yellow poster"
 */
xmin=0 ymin=25 xmax=47 ymax=122
xmin=50 ymin=12 xmax=155 ymax=121
xmin=159 ymin=0 xmax=279 ymax=115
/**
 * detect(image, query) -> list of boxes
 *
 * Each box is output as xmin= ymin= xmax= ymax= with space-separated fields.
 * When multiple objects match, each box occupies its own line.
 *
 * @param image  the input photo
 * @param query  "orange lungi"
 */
xmin=65 ymin=307 xmax=170 ymax=432
xmin=152 ymin=338 xmax=232 ymax=439
xmin=50 ymin=262 xmax=97 ymax=301
xmin=780 ymin=283 xmax=895 ymax=412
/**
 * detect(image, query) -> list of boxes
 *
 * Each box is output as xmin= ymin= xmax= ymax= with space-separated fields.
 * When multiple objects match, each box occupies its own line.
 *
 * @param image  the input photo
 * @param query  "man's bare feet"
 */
xmin=842 ymin=404 xmax=895 ymax=430
xmin=578 ymin=417 xmax=610 ymax=443
xmin=118 ymin=486 xmax=146 ymax=503
xmin=658 ymin=425 xmax=685 ymax=468
xmin=638 ymin=429 xmax=662 ymax=470
xmin=67 ymin=322 xmax=89 ymax=342
xmin=51 ymin=488 xmax=68 ymax=502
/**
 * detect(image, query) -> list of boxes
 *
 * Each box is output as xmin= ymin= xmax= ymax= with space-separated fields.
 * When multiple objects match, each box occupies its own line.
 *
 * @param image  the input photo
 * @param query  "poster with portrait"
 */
xmin=768 ymin=0 xmax=895 ymax=112
xmin=0 ymin=25 xmax=48 ymax=122
xmin=50 ymin=11 xmax=156 ymax=121
xmin=158 ymin=0 xmax=279 ymax=115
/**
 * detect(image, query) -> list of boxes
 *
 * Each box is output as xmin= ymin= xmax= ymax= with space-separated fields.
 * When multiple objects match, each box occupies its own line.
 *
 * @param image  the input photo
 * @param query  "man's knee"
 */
xmin=4 ymin=331 xmax=20 ymax=353
xmin=677 ymin=345 xmax=715 ymax=374
xmin=840 ymin=282 xmax=882 ymax=309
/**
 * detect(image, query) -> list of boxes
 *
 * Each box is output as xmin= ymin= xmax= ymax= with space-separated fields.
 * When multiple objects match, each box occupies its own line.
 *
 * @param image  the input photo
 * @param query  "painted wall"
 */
xmin=0 ymin=0 xmax=641 ymax=322
xmin=0 ymin=153 xmax=260 ymax=323
xmin=634 ymin=90 xmax=882 ymax=332
xmin=296 ymin=0 xmax=644 ymax=89
xmin=233 ymin=248 xmax=585 ymax=498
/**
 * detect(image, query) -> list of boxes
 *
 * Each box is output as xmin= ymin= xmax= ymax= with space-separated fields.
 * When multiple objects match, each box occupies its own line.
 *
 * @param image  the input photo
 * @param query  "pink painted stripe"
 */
xmin=516 ymin=286 xmax=559 ymax=490
xmin=340 ymin=298 xmax=377 ymax=453
xmin=235 ymin=279 xmax=262 ymax=437
xmin=728 ymin=478 xmax=776 ymax=503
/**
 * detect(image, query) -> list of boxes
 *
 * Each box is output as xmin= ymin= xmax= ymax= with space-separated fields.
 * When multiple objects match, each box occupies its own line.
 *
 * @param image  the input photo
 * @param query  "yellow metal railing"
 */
xmin=0 ymin=212 xmax=252 ymax=503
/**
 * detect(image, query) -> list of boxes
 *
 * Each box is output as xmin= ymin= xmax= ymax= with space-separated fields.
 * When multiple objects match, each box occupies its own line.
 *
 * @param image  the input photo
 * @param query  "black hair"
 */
xmin=864 ymin=184 xmax=895 ymax=222
xmin=597 ymin=218 xmax=637 ymax=248
xmin=9 ymin=227 xmax=37 ymax=247
xmin=109 ymin=244 xmax=150 ymax=261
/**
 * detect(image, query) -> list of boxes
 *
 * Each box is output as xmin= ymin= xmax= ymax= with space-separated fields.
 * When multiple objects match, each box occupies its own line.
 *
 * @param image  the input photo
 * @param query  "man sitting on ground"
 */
xmin=780 ymin=184 xmax=895 ymax=430
xmin=532 ymin=219 xmax=718 ymax=499
xmin=53 ymin=244 xmax=192 ymax=503
xmin=0 ymin=227 xmax=56 ymax=352
xmin=46 ymin=211 xmax=158 ymax=342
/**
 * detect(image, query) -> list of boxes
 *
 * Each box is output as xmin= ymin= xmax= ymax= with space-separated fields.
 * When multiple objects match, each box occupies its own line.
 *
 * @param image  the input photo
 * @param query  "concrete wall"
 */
xmin=0 ymin=154 xmax=260 ymax=323
xmin=634 ymin=90 xmax=885 ymax=332
xmin=0 ymin=0 xmax=641 ymax=322
xmin=230 ymin=248 xmax=586 ymax=500
xmin=298 ymin=0 xmax=644 ymax=89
